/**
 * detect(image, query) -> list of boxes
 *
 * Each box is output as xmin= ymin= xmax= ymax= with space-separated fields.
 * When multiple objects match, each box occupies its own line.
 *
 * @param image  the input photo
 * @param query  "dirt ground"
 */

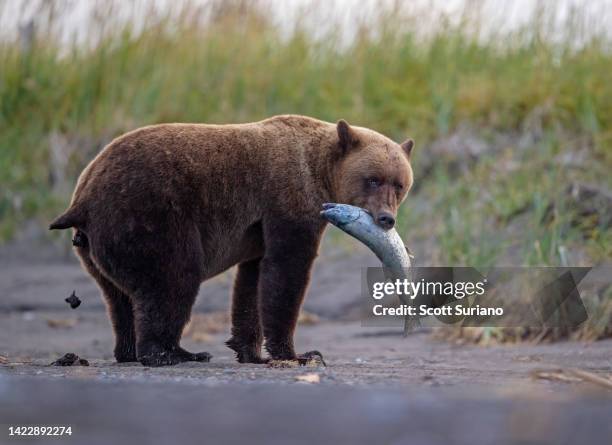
xmin=1 ymin=235 xmax=611 ymax=444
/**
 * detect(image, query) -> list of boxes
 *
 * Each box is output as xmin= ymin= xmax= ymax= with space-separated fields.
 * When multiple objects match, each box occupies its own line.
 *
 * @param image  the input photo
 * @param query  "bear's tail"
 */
xmin=49 ymin=205 xmax=86 ymax=230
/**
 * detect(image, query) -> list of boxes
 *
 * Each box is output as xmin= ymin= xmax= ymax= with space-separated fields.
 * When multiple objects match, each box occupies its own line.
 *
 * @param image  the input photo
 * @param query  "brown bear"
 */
xmin=50 ymin=115 xmax=414 ymax=366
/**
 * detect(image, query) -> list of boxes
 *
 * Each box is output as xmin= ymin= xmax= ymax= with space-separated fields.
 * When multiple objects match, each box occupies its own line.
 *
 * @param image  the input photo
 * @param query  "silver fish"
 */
xmin=320 ymin=203 xmax=420 ymax=333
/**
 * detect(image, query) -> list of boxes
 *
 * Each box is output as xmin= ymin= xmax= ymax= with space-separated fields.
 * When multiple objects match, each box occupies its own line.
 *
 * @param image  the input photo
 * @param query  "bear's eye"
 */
xmin=394 ymin=182 xmax=404 ymax=191
xmin=367 ymin=177 xmax=382 ymax=188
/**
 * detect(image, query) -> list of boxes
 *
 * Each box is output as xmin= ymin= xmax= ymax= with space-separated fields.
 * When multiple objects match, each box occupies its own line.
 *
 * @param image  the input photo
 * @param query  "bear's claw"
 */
xmin=138 ymin=349 xmax=212 ymax=367
xmin=189 ymin=351 xmax=212 ymax=362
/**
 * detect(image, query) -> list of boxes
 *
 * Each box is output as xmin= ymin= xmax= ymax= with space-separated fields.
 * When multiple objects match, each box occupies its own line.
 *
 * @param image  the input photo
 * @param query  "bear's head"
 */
xmin=333 ymin=120 xmax=414 ymax=230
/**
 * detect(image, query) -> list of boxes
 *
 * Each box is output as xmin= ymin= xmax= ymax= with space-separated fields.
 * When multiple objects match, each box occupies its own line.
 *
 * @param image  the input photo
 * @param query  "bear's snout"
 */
xmin=375 ymin=212 xmax=395 ymax=230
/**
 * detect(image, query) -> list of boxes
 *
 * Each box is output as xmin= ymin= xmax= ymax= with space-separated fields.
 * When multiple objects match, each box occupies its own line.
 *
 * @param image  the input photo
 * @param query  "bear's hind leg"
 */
xmin=90 ymin=222 xmax=211 ymax=367
xmin=77 ymin=245 xmax=137 ymax=362
xmin=226 ymin=258 xmax=265 ymax=363
xmin=130 ymin=261 xmax=210 ymax=367
xmin=100 ymin=277 xmax=137 ymax=362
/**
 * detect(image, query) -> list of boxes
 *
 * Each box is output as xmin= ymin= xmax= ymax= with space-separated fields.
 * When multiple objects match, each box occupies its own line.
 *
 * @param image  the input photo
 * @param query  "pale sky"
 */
xmin=1 ymin=0 xmax=611 ymax=45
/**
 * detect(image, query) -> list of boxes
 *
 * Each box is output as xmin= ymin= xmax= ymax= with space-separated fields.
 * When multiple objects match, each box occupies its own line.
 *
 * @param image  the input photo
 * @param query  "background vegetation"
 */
xmin=1 ymin=0 xmax=610 ymax=341
xmin=1 ymin=0 xmax=610 ymax=266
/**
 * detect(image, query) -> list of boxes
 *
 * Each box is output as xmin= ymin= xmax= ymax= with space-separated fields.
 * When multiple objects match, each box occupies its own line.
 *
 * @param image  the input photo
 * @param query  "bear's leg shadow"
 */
xmin=226 ymin=258 xmax=266 ymax=363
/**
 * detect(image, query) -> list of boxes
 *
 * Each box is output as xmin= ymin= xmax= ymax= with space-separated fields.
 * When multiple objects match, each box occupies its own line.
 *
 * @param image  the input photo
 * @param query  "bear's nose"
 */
xmin=376 ymin=212 xmax=395 ymax=230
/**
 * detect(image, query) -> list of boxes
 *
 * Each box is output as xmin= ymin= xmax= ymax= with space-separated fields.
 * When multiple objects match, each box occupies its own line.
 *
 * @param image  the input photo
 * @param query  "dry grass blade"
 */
xmin=567 ymin=369 xmax=612 ymax=390
xmin=297 ymin=311 xmax=320 ymax=325
xmin=531 ymin=369 xmax=582 ymax=383
xmin=531 ymin=368 xmax=612 ymax=390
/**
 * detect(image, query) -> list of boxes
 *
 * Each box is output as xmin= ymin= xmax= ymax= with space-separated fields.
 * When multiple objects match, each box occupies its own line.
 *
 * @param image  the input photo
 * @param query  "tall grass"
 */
xmin=0 ymin=0 xmax=611 ymax=266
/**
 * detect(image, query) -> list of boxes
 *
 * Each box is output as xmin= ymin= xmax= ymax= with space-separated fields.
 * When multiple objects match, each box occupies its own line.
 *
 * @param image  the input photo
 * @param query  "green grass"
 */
xmin=0 ymin=0 xmax=611 ymax=268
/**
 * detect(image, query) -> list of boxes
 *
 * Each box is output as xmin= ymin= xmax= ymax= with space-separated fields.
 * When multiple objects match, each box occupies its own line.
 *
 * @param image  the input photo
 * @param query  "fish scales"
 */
xmin=320 ymin=203 xmax=420 ymax=333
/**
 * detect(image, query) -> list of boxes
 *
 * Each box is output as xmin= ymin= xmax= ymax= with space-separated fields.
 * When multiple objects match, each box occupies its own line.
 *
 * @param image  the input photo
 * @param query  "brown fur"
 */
xmin=50 ymin=115 xmax=414 ymax=366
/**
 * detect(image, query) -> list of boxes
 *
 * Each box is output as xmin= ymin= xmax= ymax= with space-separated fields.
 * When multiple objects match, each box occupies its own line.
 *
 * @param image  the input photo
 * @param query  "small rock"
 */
xmin=65 ymin=290 xmax=81 ymax=309
xmin=566 ymin=182 xmax=612 ymax=229
xmin=50 ymin=353 xmax=89 ymax=366
xmin=295 ymin=373 xmax=320 ymax=384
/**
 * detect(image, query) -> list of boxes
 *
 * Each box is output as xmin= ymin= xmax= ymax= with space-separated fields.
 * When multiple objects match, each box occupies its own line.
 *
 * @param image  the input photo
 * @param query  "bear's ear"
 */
xmin=401 ymin=139 xmax=415 ymax=158
xmin=337 ymin=119 xmax=359 ymax=154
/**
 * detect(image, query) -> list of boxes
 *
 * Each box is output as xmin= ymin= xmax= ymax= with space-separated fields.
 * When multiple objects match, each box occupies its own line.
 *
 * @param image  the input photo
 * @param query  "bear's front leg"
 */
xmin=259 ymin=220 xmax=324 ymax=363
